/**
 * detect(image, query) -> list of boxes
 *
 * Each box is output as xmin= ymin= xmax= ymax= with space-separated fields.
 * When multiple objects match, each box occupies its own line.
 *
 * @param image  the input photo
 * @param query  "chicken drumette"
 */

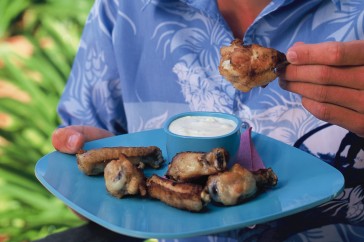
xmin=205 ymin=163 xmax=278 ymax=206
xmin=104 ymin=154 xmax=147 ymax=198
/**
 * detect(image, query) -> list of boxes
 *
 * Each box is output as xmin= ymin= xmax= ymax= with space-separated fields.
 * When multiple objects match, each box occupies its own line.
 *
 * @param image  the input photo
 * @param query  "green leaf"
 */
xmin=0 ymin=0 xmax=94 ymax=240
xmin=0 ymin=0 xmax=31 ymax=37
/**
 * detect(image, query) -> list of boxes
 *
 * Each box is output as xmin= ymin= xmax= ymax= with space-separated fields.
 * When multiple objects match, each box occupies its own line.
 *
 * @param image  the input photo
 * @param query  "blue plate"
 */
xmin=35 ymin=129 xmax=344 ymax=239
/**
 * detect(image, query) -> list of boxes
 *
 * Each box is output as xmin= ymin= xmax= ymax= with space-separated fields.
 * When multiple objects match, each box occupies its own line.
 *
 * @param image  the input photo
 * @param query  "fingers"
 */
xmin=286 ymin=40 xmax=364 ymax=66
xmin=279 ymin=79 xmax=364 ymax=114
xmin=280 ymin=40 xmax=364 ymax=137
xmin=301 ymin=97 xmax=364 ymax=137
xmin=67 ymin=125 xmax=114 ymax=142
xmin=282 ymin=64 xmax=364 ymax=90
xmin=279 ymin=79 xmax=364 ymax=137
xmin=52 ymin=125 xmax=114 ymax=154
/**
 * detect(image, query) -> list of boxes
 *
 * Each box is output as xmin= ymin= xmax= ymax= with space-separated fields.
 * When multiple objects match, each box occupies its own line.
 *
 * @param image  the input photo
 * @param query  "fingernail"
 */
xmin=67 ymin=133 xmax=80 ymax=149
xmin=286 ymin=50 xmax=298 ymax=63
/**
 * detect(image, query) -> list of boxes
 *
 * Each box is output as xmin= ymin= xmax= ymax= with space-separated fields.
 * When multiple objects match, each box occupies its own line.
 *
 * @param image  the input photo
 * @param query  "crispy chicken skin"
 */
xmin=253 ymin=167 xmax=278 ymax=189
xmin=76 ymin=146 xmax=164 ymax=175
xmin=219 ymin=39 xmax=287 ymax=92
xmin=206 ymin=164 xmax=277 ymax=206
xmin=166 ymin=148 xmax=229 ymax=182
xmin=147 ymin=174 xmax=210 ymax=212
xmin=104 ymin=154 xmax=147 ymax=198
xmin=75 ymin=144 xmax=278 ymax=211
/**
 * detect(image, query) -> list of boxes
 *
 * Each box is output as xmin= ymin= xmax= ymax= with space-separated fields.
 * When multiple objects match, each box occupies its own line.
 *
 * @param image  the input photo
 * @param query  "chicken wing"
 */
xmin=76 ymin=146 xmax=165 ymax=175
xmin=147 ymin=174 xmax=210 ymax=212
xmin=205 ymin=164 xmax=277 ymax=206
xmin=166 ymin=148 xmax=229 ymax=182
xmin=104 ymin=154 xmax=147 ymax=198
xmin=219 ymin=39 xmax=288 ymax=92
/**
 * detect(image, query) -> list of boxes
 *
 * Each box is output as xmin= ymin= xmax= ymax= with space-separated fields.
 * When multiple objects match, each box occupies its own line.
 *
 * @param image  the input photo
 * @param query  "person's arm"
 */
xmin=52 ymin=0 xmax=126 ymax=154
xmin=280 ymin=41 xmax=364 ymax=137
xmin=57 ymin=0 xmax=127 ymax=136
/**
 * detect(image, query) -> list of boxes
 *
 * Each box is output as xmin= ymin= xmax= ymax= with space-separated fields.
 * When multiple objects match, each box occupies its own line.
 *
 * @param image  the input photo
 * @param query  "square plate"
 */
xmin=35 ymin=129 xmax=344 ymax=239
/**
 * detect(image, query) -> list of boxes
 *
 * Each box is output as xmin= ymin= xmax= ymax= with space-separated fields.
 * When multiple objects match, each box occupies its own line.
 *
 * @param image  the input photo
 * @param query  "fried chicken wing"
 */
xmin=166 ymin=148 xmax=229 ymax=182
xmin=147 ymin=174 xmax=210 ymax=212
xmin=206 ymin=164 xmax=277 ymax=206
xmin=76 ymin=146 xmax=164 ymax=175
xmin=219 ymin=39 xmax=288 ymax=92
xmin=104 ymin=154 xmax=147 ymax=198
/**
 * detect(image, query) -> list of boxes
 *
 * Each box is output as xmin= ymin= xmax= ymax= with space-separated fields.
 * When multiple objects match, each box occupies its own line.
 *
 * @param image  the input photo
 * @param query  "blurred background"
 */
xmin=0 ymin=0 xmax=93 ymax=241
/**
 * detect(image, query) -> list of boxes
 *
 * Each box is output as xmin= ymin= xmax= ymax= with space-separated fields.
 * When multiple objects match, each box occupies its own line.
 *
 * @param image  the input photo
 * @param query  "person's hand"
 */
xmin=51 ymin=125 xmax=114 ymax=220
xmin=279 ymin=41 xmax=364 ymax=137
xmin=52 ymin=125 xmax=114 ymax=154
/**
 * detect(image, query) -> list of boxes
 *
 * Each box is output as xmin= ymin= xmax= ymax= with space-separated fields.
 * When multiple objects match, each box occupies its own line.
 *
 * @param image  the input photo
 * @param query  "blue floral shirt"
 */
xmin=58 ymin=0 xmax=364 ymax=241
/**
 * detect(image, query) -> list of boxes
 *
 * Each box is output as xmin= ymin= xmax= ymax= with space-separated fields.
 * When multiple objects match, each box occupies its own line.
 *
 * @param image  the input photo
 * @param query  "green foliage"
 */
xmin=0 ymin=0 xmax=93 ymax=241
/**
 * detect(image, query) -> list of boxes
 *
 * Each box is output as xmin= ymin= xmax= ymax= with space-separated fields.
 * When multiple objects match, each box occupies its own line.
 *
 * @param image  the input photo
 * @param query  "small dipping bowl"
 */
xmin=163 ymin=111 xmax=242 ymax=163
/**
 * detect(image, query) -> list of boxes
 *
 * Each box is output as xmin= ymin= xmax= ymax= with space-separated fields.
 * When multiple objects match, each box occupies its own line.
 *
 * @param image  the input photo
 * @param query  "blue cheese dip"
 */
xmin=168 ymin=116 xmax=237 ymax=137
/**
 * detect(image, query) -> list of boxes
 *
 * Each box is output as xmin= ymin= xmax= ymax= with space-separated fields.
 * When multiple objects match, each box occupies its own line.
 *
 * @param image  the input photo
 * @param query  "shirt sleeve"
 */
xmin=57 ymin=0 xmax=127 ymax=134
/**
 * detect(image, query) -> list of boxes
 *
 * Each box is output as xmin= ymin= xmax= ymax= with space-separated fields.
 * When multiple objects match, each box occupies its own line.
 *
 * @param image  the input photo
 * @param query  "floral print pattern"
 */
xmin=58 ymin=0 xmax=364 ymax=241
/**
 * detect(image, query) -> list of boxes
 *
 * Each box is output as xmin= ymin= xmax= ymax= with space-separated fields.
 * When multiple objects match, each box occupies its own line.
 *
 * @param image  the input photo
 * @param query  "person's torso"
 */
xmin=63 ymin=0 xmax=364 ymax=199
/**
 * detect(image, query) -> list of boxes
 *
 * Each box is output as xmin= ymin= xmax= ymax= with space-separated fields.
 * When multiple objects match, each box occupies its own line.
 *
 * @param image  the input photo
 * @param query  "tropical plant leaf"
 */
xmin=0 ymin=0 xmax=93 ymax=241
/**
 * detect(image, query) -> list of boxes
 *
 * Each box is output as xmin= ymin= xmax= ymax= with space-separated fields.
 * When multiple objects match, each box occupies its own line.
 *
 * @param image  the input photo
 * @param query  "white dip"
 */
xmin=168 ymin=116 xmax=237 ymax=137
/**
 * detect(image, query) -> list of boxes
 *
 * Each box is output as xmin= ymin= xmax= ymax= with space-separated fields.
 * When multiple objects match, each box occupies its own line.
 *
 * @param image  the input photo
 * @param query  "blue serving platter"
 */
xmin=35 ymin=129 xmax=344 ymax=239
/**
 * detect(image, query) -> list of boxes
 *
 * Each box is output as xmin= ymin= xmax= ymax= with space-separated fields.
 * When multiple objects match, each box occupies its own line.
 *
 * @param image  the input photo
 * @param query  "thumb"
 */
xmin=52 ymin=125 xmax=114 ymax=154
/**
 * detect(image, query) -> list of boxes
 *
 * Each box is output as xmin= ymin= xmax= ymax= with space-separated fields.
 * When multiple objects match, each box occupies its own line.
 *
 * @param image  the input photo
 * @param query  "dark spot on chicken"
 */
xmin=215 ymin=150 xmax=228 ymax=171
xmin=209 ymin=181 xmax=219 ymax=202
xmin=114 ymin=171 xmax=123 ymax=182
